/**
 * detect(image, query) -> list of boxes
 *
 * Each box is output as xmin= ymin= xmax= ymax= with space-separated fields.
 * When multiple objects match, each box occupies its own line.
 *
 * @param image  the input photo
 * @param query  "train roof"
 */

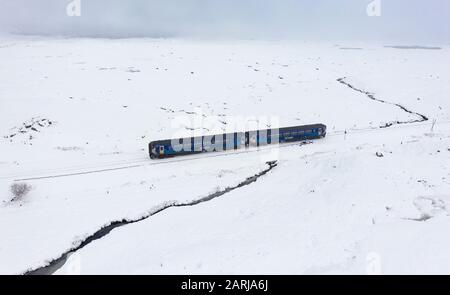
xmin=149 ymin=123 xmax=326 ymax=145
xmin=277 ymin=123 xmax=326 ymax=131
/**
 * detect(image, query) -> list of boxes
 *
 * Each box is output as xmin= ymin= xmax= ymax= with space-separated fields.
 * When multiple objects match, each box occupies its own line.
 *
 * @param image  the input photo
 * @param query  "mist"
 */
xmin=0 ymin=0 xmax=449 ymax=43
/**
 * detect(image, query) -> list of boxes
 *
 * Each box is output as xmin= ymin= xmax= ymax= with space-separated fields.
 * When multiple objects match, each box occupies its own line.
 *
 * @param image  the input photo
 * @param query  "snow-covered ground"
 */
xmin=0 ymin=37 xmax=449 ymax=274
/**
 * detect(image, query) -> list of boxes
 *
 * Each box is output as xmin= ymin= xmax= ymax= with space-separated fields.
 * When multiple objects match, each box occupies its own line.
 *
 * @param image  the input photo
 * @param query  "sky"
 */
xmin=0 ymin=0 xmax=449 ymax=43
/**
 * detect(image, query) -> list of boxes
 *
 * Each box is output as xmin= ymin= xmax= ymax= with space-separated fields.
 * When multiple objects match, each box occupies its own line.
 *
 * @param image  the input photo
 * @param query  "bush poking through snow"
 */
xmin=10 ymin=182 xmax=32 ymax=203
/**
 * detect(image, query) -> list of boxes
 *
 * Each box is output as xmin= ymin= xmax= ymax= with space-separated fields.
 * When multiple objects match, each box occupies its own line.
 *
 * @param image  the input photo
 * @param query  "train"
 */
xmin=149 ymin=123 xmax=326 ymax=159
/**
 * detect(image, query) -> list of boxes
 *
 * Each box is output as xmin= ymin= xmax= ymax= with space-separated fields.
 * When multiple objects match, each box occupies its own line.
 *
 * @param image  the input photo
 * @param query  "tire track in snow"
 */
xmin=23 ymin=161 xmax=278 ymax=275
xmin=337 ymin=77 xmax=429 ymax=128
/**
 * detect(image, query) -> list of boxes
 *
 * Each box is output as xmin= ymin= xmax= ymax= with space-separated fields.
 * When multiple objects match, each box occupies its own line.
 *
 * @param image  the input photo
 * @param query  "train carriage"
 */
xmin=149 ymin=124 xmax=326 ymax=159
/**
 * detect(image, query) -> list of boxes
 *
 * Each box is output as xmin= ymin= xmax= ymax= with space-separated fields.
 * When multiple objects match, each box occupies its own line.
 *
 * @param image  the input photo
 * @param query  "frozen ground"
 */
xmin=0 ymin=37 xmax=449 ymax=274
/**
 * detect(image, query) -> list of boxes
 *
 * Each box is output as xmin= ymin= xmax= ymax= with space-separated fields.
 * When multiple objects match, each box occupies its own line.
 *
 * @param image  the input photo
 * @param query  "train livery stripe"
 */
xmin=149 ymin=124 xmax=327 ymax=159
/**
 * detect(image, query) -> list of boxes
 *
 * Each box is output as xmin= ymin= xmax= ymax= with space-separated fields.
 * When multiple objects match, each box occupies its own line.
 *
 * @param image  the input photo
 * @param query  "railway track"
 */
xmin=3 ymin=119 xmax=450 ymax=182
xmin=5 ymin=141 xmax=310 ymax=182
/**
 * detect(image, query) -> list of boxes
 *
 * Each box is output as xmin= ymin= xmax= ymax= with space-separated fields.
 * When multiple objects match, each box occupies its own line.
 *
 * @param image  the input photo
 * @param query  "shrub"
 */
xmin=10 ymin=182 xmax=32 ymax=203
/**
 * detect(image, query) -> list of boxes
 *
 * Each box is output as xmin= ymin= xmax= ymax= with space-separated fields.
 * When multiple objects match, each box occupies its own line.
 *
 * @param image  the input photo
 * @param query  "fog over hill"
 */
xmin=0 ymin=0 xmax=449 ymax=43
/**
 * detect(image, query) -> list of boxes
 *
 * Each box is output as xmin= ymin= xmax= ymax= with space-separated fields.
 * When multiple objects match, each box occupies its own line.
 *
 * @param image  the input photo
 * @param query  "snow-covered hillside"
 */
xmin=0 ymin=37 xmax=449 ymax=274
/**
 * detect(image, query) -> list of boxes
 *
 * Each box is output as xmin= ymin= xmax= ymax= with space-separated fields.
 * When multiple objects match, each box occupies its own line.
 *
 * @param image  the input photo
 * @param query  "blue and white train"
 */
xmin=149 ymin=124 xmax=326 ymax=159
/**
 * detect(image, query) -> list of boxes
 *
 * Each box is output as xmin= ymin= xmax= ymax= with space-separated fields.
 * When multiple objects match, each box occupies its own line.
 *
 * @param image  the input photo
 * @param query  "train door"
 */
xmin=159 ymin=145 xmax=164 ymax=156
xmin=249 ymin=131 xmax=257 ymax=147
xmin=236 ymin=133 xmax=246 ymax=149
